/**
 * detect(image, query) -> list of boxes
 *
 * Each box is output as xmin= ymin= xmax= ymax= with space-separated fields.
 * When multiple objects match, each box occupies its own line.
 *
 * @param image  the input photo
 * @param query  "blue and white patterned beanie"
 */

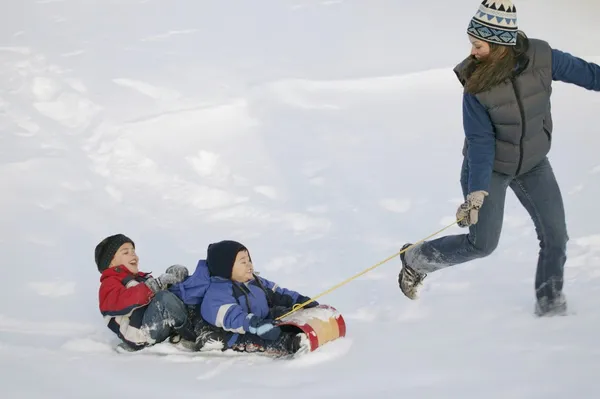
xmin=467 ymin=0 xmax=518 ymax=46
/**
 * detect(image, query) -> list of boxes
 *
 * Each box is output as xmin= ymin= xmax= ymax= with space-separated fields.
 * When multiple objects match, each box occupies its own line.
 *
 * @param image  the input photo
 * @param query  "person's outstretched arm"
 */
xmin=552 ymin=49 xmax=600 ymax=91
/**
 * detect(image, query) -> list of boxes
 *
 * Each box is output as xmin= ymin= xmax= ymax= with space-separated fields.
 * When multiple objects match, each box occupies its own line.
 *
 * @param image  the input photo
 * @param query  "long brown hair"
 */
xmin=463 ymin=31 xmax=529 ymax=94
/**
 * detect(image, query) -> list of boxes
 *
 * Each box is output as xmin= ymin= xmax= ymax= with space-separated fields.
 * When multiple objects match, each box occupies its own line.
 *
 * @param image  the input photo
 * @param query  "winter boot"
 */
xmin=173 ymin=318 xmax=200 ymax=350
xmin=231 ymin=332 xmax=308 ymax=358
xmin=116 ymin=342 xmax=144 ymax=353
xmin=195 ymin=323 xmax=226 ymax=351
xmin=535 ymin=293 xmax=567 ymax=317
xmin=290 ymin=333 xmax=310 ymax=355
xmin=175 ymin=305 xmax=224 ymax=351
xmin=398 ymin=243 xmax=427 ymax=300
xmin=231 ymin=333 xmax=268 ymax=354
xmin=263 ymin=332 xmax=310 ymax=358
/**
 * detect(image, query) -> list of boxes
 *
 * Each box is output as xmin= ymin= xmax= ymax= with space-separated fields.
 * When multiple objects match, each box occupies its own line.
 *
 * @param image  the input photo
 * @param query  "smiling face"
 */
xmin=110 ymin=242 xmax=139 ymax=274
xmin=230 ymin=250 xmax=253 ymax=283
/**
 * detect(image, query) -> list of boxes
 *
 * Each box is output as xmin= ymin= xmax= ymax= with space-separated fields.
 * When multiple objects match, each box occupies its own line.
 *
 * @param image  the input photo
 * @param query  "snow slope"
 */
xmin=2 ymin=0 xmax=600 ymax=397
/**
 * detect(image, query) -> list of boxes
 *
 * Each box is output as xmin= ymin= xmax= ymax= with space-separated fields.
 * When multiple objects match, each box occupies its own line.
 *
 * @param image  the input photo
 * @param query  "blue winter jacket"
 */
xmin=464 ymin=49 xmax=600 ymax=193
xmin=200 ymin=275 xmax=309 ymax=347
xmin=168 ymin=259 xmax=210 ymax=305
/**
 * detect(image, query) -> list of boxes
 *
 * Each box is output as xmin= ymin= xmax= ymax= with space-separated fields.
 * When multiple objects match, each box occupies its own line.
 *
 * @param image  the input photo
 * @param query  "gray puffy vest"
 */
xmin=454 ymin=38 xmax=553 ymax=177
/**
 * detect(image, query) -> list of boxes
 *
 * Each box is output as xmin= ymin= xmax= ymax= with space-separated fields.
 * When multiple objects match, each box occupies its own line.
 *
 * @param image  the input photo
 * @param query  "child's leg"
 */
xmin=141 ymin=290 xmax=197 ymax=344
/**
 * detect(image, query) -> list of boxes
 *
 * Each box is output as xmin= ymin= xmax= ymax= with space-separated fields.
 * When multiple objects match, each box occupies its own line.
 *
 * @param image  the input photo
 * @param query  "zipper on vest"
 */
xmin=511 ymin=78 xmax=526 ymax=175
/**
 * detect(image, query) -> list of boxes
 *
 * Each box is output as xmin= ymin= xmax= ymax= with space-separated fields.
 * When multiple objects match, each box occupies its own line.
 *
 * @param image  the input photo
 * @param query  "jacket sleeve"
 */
xmin=200 ymin=285 xmax=252 ymax=334
xmin=99 ymin=276 xmax=154 ymax=316
xmin=462 ymin=92 xmax=495 ymax=194
xmin=551 ymin=48 xmax=600 ymax=91
xmin=257 ymin=277 xmax=311 ymax=308
xmin=168 ymin=260 xmax=210 ymax=306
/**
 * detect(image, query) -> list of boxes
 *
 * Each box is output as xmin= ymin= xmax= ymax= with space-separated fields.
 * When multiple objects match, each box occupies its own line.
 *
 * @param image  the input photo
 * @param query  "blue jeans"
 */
xmin=141 ymin=290 xmax=190 ymax=343
xmin=405 ymin=157 xmax=568 ymax=301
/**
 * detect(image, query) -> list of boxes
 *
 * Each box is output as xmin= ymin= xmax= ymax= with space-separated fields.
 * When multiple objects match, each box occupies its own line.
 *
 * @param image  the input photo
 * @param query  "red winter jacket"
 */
xmin=99 ymin=266 xmax=155 ymax=348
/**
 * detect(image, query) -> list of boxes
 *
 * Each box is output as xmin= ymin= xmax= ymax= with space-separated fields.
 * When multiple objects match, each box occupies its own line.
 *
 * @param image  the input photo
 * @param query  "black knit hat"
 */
xmin=206 ymin=240 xmax=250 ymax=279
xmin=95 ymin=234 xmax=135 ymax=273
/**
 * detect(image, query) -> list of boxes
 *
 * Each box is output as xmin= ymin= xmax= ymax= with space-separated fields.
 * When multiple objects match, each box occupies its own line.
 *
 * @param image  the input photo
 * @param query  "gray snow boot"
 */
xmin=116 ymin=342 xmax=143 ymax=353
xmin=534 ymin=293 xmax=567 ymax=317
xmin=398 ymin=243 xmax=427 ymax=300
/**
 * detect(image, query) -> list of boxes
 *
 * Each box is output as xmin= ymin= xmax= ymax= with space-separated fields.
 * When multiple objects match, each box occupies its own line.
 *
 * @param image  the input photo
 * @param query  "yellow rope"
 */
xmin=275 ymin=218 xmax=463 ymax=321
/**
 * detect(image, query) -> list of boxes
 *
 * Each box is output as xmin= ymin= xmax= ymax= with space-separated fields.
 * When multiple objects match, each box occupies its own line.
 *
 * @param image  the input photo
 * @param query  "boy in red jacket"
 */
xmin=96 ymin=233 xmax=200 ymax=352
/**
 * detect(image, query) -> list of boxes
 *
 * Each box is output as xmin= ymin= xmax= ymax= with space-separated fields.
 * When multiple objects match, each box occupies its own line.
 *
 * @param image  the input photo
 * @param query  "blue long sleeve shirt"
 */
xmin=463 ymin=49 xmax=600 ymax=193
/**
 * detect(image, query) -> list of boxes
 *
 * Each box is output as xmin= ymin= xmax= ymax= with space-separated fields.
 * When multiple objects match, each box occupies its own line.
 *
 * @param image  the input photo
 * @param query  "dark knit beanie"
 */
xmin=95 ymin=234 xmax=135 ymax=273
xmin=206 ymin=240 xmax=250 ymax=279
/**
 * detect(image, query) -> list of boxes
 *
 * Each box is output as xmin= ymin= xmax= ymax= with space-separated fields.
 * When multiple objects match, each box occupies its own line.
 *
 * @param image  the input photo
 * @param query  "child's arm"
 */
xmin=99 ymin=276 xmax=154 ymax=316
xmin=200 ymin=286 xmax=253 ymax=334
xmin=201 ymin=284 xmax=284 ymax=341
xmin=257 ymin=277 xmax=318 ymax=308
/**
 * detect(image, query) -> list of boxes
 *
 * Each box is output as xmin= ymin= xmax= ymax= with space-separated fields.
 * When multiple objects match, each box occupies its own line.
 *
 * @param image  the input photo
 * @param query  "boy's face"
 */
xmin=110 ymin=242 xmax=139 ymax=274
xmin=231 ymin=250 xmax=253 ymax=283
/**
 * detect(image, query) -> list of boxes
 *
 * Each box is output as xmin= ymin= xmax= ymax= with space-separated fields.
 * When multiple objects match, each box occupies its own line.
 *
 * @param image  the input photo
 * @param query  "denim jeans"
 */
xmin=141 ymin=290 xmax=189 ymax=343
xmin=405 ymin=157 xmax=568 ymax=301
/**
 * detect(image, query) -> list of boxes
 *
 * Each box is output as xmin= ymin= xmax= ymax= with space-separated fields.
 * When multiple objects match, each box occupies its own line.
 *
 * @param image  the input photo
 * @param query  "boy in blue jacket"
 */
xmin=200 ymin=240 xmax=318 ymax=357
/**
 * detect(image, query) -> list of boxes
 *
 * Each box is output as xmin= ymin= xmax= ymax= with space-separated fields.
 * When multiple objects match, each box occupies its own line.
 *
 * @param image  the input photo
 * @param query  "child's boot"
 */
xmin=264 ymin=332 xmax=310 ymax=357
xmin=196 ymin=323 xmax=226 ymax=351
xmin=172 ymin=318 xmax=201 ymax=350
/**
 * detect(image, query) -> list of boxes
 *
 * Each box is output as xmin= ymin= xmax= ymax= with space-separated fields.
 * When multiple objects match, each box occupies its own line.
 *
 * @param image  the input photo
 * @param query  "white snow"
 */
xmin=113 ymin=78 xmax=181 ymax=101
xmin=141 ymin=29 xmax=199 ymax=42
xmin=33 ymin=92 xmax=102 ymax=129
xmin=28 ymin=281 xmax=76 ymax=298
xmin=379 ymin=198 xmax=412 ymax=213
xmin=2 ymin=0 xmax=600 ymax=398
xmin=254 ymin=185 xmax=280 ymax=200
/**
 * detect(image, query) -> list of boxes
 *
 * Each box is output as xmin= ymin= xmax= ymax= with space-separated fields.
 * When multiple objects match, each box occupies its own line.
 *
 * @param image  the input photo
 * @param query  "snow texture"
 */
xmin=279 ymin=305 xmax=342 ymax=324
xmin=2 ymin=0 xmax=600 ymax=398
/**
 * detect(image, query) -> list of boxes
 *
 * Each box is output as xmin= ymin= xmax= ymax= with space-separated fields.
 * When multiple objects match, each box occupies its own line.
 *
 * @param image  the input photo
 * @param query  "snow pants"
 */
xmin=141 ymin=290 xmax=195 ymax=344
xmin=404 ymin=156 xmax=568 ymax=302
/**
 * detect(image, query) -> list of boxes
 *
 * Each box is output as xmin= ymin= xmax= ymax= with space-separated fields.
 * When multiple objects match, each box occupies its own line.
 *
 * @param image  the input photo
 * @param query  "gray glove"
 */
xmin=165 ymin=264 xmax=189 ymax=283
xmin=145 ymin=273 xmax=180 ymax=293
xmin=456 ymin=190 xmax=488 ymax=227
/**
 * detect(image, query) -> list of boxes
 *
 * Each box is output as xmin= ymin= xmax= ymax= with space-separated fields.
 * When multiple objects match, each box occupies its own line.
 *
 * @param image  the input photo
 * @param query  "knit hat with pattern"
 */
xmin=467 ymin=0 xmax=518 ymax=46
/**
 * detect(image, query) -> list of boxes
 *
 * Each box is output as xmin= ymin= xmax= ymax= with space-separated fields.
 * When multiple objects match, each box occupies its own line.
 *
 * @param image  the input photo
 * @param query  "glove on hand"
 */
xmin=456 ymin=190 xmax=488 ymax=228
xmin=297 ymin=296 xmax=319 ymax=309
xmin=145 ymin=273 xmax=180 ymax=293
xmin=247 ymin=315 xmax=281 ymax=341
xmin=165 ymin=264 xmax=189 ymax=283
xmin=269 ymin=306 xmax=292 ymax=319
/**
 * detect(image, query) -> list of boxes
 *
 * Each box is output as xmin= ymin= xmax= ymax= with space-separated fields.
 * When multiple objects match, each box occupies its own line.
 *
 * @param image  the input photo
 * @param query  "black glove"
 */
xmin=297 ymin=296 xmax=319 ymax=309
xmin=269 ymin=306 xmax=292 ymax=319
xmin=247 ymin=315 xmax=281 ymax=341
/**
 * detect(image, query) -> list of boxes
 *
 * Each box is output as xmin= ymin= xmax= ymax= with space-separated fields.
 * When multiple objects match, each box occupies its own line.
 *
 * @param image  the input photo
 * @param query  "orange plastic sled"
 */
xmin=276 ymin=304 xmax=346 ymax=352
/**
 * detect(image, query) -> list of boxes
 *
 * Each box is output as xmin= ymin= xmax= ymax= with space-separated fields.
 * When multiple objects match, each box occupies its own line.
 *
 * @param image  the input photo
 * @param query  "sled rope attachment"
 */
xmin=275 ymin=217 xmax=464 ymax=320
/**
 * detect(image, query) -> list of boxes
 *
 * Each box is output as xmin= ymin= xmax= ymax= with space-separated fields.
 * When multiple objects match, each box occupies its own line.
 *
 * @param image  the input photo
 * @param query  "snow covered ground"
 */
xmin=2 ymin=0 xmax=600 ymax=397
